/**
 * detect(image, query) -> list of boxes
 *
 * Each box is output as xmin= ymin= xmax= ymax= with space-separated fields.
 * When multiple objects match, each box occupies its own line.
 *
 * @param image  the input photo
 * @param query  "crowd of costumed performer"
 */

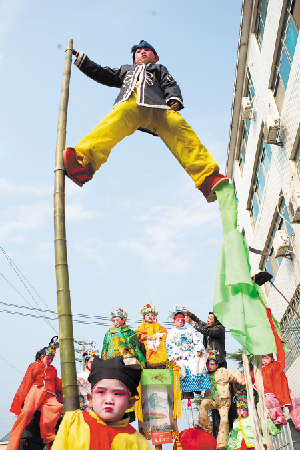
xmin=227 ymin=391 xmax=280 ymax=450
xmin=101 ymin=308 xmax=146 ymax=367
xmin=166 ymin=304 xmax=210 ymax=399
xmin=7 ymin=337 xmax=63 ymax=450
xmin=77 ymin=349 xmax=100 ymax=411
xmin=135 ymin=303 xmax=168 ymax=368
xmin=196 ymin=350 xmax=245 ymax=450
xmin=63 ymin=40 xmax=229 ymax=203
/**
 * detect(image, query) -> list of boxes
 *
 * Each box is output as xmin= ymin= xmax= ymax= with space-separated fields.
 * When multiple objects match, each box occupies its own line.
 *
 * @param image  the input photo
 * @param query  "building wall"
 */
xmin=228 ymin=0 xmax=300 ymax=396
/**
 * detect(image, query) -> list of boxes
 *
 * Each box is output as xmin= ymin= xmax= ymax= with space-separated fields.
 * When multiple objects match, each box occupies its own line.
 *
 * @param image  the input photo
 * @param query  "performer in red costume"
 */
xmin=7 ymin=337 xmax=63 ymax=450
xmin=262 ymin=350 xmax=300 ymax=429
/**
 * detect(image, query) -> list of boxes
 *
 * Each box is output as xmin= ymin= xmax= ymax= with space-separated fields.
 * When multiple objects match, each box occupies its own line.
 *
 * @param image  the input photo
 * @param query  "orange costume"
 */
xmin=262 ymin=343 xmax=300 ymax=428
xmin=7 ymin=360 xmax=63 ymax=450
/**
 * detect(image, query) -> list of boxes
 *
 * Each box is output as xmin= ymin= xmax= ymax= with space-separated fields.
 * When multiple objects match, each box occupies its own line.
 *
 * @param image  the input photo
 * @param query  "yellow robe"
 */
xmin=135 ymin=321 xmax=168 ymax=366
xmin=52 ymin=409 xmax=151 ymax=450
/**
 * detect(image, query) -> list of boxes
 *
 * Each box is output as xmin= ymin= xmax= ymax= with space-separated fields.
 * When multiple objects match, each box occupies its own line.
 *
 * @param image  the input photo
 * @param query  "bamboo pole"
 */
xmin=54 ymin=39 xmax=79 ymax=411
xmin=242 ymin=349 xmax=265 ymax=450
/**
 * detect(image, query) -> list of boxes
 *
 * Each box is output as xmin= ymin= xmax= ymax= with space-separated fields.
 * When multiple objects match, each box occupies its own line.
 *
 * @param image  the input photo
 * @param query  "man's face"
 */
xmin=207 ymin=360 xmax=218 ymax=372
xmin=207 ymin=314 xmax=216 ymax=327
xmin=144 ymin=313 xmax=156 ymax=323
xmin=174 ymin=317 xmax=185 ymax=328
xmin=134 ymin=47 xmax=159 ymax=65
xmin=112 ymin=316 xmax=125 ymax=327
xmin=90 ymin=379 xmax=132 ymax=422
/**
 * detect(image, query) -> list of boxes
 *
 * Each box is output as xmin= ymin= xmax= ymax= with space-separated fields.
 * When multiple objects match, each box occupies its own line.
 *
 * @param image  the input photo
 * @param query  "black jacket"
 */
xmin=186 ymin=312 xmax=226 ymax=364
xmin=75 ymin=53 xmax=184 ymax=111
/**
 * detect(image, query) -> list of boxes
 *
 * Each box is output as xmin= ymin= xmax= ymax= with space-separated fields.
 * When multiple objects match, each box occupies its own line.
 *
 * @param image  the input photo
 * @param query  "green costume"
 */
xmin=227 ymin=416 xmax=280 ymax=450
xmin=101 ymin=326 xmax=146 ymax=366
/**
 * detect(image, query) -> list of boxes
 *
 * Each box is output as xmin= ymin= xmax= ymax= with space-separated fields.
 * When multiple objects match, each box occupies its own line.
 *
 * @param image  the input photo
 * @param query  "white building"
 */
xmin=226 ymin=0 xmax=300 ymax=398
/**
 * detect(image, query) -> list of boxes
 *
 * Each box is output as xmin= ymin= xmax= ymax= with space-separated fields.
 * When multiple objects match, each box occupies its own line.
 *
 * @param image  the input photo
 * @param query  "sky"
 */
xmin=0 ymin=0 xmax=243 ymax=441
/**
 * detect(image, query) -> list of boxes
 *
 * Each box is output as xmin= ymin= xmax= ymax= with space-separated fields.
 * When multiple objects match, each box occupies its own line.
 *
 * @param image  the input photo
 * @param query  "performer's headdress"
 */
xmin=44 ymin=336 xmax=59 ymax=358
xmin=234 ymin=391 xmax=248 ymax=410
xmin=207 ymin=349 xmax=219 ymax=363
xmin=168 ymin=304 xmax=186 ymax=320
xmin=110 ymin=307 xmax=128 ymax=321
xmin=88 ymin=356 xmax=142 ymax=396
xmin=131 ymin=40 xmax=157 ymax=59
xmin=83 ymin=349 xmax=100 ymax=361
xmin=140 ymin=303 xmax=158 ymax=317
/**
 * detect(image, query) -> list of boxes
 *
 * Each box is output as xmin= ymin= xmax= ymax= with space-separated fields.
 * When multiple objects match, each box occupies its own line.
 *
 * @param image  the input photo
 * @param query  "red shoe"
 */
xmin=199 ymin=172 xmax=229 ymax=203
xmin=63 ymin=147 xmax=94 ymax=187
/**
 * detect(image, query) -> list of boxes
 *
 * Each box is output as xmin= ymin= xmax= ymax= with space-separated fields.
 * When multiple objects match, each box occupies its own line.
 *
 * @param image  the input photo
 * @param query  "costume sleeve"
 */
xmin=74 ymin=53 xmax=123 ymax=88
xmin=227 ymin=420 xmax=240 ymax=450
xmin=166 ymin=329 xmax=183 ymax=360
xmin=10 ymin=363 xmax=36 ymax=416
xmin=52 ymin=410 xmax=90 ymax=450
xmin=135 ymin=326 xmax=148 ymax=344
xmin=227 ymin=369 xmax=245 ymax=385
xmin=127 ymin=330 xmax=146 ymax=366
xmin=101 ymin=331 xmax=110 ymax=359
xmin=190 ymin=328 xmax=205 ymax=355
xmin=158 ymin=65 xmax=184 ymax=110
xmin=112 ymin=430 xmax=152 ymax=450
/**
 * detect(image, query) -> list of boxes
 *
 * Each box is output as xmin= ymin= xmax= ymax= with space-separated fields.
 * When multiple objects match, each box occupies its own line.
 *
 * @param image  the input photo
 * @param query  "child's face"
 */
xmin=86 ymin=356 xmax=95 ymax=371
xmin=134 ymin=47 xmax=159 ymax=65
xmin=112 ymin=316 xmax=125 ymax=327
xmin=207 ymin=360 xmax=218 ymax=372
xmin=262 ymin=354 xmax=273 ymax=366
xmin=90 ymin=379 xmax=134 ymax=422
xmin=40 ymin=355 xmax=53 ymax=366
xmin=144 ymin=313 xmax=156 ymax=323
xmin=237 ymin=407 xmax=248 ymax=418
xmin=174 ymin=317 xmax=185 ymax=328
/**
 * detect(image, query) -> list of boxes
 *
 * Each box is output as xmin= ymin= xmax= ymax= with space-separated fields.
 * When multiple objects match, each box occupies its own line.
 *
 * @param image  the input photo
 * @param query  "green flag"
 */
xmin=213 ymin=184 xmax=280 ymax=355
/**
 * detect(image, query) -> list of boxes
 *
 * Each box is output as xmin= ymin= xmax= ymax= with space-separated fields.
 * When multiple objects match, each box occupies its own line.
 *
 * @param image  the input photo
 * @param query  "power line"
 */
xmin=0 ymin=246 xmax=57 ymax=332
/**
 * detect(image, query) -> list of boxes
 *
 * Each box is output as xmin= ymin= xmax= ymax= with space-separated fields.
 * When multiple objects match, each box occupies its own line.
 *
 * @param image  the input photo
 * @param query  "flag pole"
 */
xmin=54 ymin=39 xmax=79 ymax=411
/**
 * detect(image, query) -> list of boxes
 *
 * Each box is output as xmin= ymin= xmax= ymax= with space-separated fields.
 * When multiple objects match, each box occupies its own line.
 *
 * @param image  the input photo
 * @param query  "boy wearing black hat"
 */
xmin=52 ymin=356 xmax=151 ymax=450
xmin=63 ymin=40 xmax=228 ymax=202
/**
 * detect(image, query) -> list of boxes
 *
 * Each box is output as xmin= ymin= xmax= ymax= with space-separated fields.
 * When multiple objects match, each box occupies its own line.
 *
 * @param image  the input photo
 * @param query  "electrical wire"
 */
xmin=0 ymin=246 xmax=57 ymax=332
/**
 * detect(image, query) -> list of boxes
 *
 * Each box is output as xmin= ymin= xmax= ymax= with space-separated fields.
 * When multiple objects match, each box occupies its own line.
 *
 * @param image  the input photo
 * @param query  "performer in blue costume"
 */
xmin=166 ymin=304 xmax=210 ymax=398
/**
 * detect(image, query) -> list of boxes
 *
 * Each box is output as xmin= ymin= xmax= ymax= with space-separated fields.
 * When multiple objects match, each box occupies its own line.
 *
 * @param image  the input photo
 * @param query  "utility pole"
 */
xmin=75 ymin=340 xmax=95 ymax=372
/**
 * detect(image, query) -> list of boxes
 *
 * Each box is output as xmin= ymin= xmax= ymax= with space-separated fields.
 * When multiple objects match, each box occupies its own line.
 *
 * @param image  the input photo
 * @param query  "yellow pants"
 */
xmin=75 ymin=91 xmax=218 ymax=189
xmin=197 ymin=397 xmax=230 ymax=449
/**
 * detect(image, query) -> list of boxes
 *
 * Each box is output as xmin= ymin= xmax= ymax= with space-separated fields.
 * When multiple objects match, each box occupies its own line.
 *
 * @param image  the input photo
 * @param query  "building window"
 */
xmin=272 ymin=0 xmax=299 ymax=109
xmin=295 ymin=139 xmax=300 ymax=174
xmin=280 ymin=285 xmax=300 ymax=370
xmin=255 ymin=0 xmax=269 ymax=48
xmin=261 ymin=197 xmax=293 ymax=285
xmin=238 ymin=72 xmax=255 ymax=172
xmin=249 ymin=134 xmax=272 ymax=226
xmin=233 ymin=178 xmax=239 ymax=208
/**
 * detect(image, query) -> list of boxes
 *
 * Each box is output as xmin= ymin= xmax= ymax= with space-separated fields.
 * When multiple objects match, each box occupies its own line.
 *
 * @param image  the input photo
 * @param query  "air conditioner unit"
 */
xmin=289 ymin=189 xmax=300 ymax=223
xmin=273 ymin=229 xmax=292 ymax=258
xmin=241 ymin=97 xmax=253 ymax=120
xmin=264 ymin=114 xmax=281 ymax=144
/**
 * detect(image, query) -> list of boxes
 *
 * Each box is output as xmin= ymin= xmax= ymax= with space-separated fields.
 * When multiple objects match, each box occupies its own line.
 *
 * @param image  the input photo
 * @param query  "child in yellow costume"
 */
xmin=52 ymin=356 xmax=151 ymax=450
xmin=135 ymin=303 xmax=168 ymax=368
xmin=63 ymin=40 xmax=228 ymax=202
